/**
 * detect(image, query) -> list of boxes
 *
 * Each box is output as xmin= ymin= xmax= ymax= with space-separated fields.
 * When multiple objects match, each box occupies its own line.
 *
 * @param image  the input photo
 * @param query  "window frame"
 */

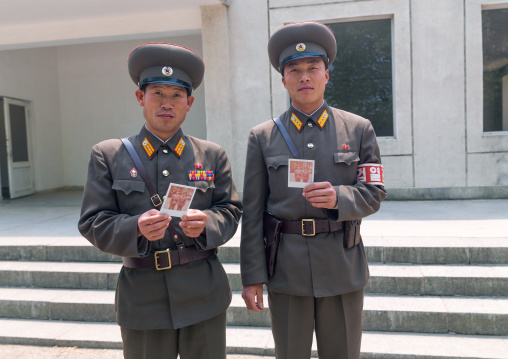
xmin=465 ymin=0 xmax=508 ymax=153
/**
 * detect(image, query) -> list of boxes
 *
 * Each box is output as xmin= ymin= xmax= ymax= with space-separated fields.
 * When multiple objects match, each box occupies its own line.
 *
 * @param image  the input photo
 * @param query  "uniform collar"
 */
xmin=289 ymin=101 xmax=331 ymax=132
xmin=138 ymin=125 xmax=186 ymax=159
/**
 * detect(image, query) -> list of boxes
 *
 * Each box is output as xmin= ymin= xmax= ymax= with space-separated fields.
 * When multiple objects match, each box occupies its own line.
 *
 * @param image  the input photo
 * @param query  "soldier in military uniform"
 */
xmin=240 ymin=22 xmax=386 ymax=359
xmin=78 ymin=43 xmax=242 ymax=359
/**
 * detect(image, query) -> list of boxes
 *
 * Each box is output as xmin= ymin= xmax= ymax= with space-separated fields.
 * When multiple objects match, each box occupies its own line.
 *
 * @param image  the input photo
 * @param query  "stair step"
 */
xmin=0 ymin=261 xmax=120 ymax=290
xmin=0 ymin=319 xmax=507 ymax=358
xmin=2 ymin=261 xmax=507 ymax=296
xmin=2 ymin=236 xmax=508 ymax=264
xmin=2 ymin=288 xmax=507 ymax=336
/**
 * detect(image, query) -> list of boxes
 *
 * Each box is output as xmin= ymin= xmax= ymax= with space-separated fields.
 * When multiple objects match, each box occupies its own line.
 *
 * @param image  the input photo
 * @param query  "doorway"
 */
xmin=0 ymin=97 xmax=35 ymax=199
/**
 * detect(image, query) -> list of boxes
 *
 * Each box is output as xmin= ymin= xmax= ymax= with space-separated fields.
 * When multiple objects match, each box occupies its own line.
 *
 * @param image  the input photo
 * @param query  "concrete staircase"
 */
xmin=0 ymin=192 xmax=507 ymax=358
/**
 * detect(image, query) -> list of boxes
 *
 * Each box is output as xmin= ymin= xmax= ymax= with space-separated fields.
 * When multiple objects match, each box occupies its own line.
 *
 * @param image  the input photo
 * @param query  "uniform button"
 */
xmin=163 ymin=148 xmax=169 ymax=154
xmin=163 ymin=196 xmax=167 ymax=200
xmin=307 ymin=143 xmax=314 ymax=149
xmin=162 ymin=170 xmax=169 ymax=177
xmin=308 ymin=122 xmax=313 ymax=127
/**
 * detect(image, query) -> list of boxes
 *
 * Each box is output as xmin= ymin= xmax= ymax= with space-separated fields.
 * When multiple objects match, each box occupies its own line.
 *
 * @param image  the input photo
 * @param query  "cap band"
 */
xmin=280 ymin=52 xmax=328 ymax=72
xmin=139 ymin=77 xmax=193 ymax=94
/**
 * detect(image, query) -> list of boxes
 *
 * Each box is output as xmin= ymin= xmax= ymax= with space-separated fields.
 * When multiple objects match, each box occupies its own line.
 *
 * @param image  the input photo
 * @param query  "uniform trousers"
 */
xmin=120 ymin=310 xmax=227 ymax=359
xmin=268 ymin=289 xmax=364 ymax=359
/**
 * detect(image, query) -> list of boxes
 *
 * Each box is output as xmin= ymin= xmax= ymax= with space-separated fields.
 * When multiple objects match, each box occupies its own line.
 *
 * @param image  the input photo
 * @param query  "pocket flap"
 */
xmin=188 ymin=180 xmax=215 ymax=192
xmin=112 ymin=179 xmax=145 ymax=195
xmin=266 ymin=155 xmax=289 ymax=169
xmin=334 ymin=152 xmax=360 ymax=165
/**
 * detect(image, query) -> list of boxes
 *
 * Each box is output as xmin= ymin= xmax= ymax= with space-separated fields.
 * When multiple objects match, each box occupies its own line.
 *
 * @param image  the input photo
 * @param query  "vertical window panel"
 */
xmin=482 ymin=8 xmax=508 ymax=132
xmin=325 ymin=19 xmax=394 ymax=137
xmin=9 ymin=104 xmax=29 ymax=162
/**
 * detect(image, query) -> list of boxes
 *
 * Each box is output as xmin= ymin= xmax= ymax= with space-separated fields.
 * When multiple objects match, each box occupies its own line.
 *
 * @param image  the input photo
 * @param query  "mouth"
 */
xmin=158 ymin=112 xmax=175 ymax=119
xmin=298 ymin=86 xmax=313 ymax=92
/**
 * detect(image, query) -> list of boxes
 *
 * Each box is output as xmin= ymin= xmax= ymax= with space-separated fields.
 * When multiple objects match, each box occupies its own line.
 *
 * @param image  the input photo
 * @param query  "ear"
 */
xmin=324 ymin=69 xmax=330 ymax=85
xmin=186 ymin=95 xmax=195 ymax=112
xmin=281 ymin=76 xmax=287 ymax=89
xmin=135 ymin=89 xmax=145 ymax=106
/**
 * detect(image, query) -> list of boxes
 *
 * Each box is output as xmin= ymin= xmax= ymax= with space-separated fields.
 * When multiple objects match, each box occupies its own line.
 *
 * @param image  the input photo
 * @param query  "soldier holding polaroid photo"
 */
xmin=240 ymin=22 xmax=386 ymax=359
xmin=78 ymin=43 xmax=242 ymax=359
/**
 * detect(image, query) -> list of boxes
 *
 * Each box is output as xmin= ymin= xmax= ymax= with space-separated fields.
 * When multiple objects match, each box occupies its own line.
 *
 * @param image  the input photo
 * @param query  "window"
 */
xmin=482 ymin=8 xmax=508 ymax=132
xmin=325 ymin=19 xmax=393 ymax=137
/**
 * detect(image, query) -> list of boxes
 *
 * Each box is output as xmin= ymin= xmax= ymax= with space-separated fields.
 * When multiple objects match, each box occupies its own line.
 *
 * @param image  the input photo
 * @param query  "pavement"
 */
xmin=0 ymin=344 xmax=274 ymax=359
xmin=1 ymin=188 xmax=507 ymax=239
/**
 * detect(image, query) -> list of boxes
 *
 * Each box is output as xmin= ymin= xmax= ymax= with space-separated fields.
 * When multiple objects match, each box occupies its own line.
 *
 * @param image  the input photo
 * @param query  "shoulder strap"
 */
xmin=121 ymin=138 xmax=162 ymax=208
xmin=273 ymin=117 xmax=300 ymax=159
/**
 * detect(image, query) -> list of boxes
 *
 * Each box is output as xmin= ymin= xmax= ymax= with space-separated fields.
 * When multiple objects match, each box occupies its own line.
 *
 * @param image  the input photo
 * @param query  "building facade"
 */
xmin=0 ymin=0 xmax=507 ymax=200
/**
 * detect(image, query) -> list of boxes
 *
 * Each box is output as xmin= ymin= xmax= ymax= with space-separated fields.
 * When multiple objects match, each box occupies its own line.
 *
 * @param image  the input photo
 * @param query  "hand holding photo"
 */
xmin=160 ymin=183 xmax=197 ymax=217
xmin=288 ymin=159 xmax=315 ymax=188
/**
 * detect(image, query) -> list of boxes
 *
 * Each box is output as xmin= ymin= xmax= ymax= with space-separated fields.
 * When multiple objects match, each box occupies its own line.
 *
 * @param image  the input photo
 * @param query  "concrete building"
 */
xmin=0 ymin=0 xmax=507 ymax=200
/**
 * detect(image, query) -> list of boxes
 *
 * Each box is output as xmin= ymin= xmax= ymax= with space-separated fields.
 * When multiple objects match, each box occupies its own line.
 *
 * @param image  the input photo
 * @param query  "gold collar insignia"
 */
xmin=290 ymin=113 xmax=303 ymax=132
xmin=142 ymin=137 xmax=155 ymax=158
xmin=173 ymin=137 xmax=185 ymax=158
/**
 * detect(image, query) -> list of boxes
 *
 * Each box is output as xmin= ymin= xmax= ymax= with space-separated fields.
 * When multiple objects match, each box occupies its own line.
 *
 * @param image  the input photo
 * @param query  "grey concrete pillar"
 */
xmin=200 ymin=4 xmax=234 ymax=161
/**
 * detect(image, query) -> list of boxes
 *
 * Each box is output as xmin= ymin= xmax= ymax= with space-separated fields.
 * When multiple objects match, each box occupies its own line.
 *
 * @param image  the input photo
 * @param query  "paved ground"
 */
xmin=0 ymin=344 xmax=275 ymax=359
xmin=2 ymin=189 xmax=507 ymax=239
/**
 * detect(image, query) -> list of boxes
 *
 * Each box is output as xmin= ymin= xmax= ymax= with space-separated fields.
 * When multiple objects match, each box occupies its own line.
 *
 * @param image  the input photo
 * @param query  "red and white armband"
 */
xmin=357 ymin=163 xmax=384 ymax=186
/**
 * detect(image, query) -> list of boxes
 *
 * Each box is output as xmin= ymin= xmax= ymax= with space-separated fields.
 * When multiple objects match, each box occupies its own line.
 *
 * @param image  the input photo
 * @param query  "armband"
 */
xmin=357 ymin=163 xmax=384 ymax=186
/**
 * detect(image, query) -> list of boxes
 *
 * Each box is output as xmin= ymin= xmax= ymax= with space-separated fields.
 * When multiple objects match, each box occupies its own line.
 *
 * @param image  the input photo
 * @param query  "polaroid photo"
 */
xmin=288 ymin=159 xmax=315 ymax=188
xmin=160 ymin=183 xmax=197 ymax=217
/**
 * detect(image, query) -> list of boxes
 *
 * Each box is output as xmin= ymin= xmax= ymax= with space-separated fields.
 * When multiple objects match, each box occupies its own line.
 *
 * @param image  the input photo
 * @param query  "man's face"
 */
xmin=135 ymin=83 xmax=194 ymax=141
xmin=281 ymin=57 xmax=329 ymax=113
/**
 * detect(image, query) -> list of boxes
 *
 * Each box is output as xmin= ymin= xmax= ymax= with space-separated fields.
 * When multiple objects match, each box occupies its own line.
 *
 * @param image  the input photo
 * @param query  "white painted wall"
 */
xmin=0 ymin=47 xmax=64 ymax=192
xmin=58 ymin=35 xmax=206 ymax=187
xmin=411 ymin=0 xmax=466 ymax=188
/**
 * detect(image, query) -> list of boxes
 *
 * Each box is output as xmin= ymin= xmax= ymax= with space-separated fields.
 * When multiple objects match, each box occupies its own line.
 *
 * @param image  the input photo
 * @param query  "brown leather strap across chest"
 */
xmin=123 ymin=247 xmax=217 ymax=270
xmin=281 ymin=218 xmax=343 ymax=237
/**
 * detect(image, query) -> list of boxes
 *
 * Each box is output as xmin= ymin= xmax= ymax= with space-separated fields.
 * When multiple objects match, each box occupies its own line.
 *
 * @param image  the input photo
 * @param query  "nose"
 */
xmin=299 ymin=71 xmax=310 ymax=82
xmin=161 ymin=97 xmax=173 ymax=109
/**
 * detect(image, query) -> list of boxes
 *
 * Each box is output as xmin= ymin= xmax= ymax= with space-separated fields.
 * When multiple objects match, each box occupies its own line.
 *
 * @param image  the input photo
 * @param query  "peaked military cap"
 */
xmin=128 ymin=43 xmax=204 ymax=94
xmin=268 ymin=21 xmax=337 ymax=74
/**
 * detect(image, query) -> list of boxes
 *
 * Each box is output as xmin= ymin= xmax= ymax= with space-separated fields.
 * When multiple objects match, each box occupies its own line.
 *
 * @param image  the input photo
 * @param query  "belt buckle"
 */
xmin=154 ymin=249 xmax=171 ymax=270
xmin=151 ymin=194 xmax=162 ymax=207
xmin=302 ymin=219 xmax=315 ymax=236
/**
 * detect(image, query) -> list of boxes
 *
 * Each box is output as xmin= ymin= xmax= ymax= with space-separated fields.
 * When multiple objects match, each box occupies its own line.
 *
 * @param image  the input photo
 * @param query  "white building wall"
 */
xmin=411 ymin=0 xmax=466 ymax=188
xmin=0 ymin=47 xmax=64 ymax=191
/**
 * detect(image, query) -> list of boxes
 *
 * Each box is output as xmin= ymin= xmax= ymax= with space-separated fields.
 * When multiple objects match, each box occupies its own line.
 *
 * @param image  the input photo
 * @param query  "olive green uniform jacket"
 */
xmin=79 ymin=125 xmax=242 ymax=329
xmin=240 ymin=102 xmax=386 ymax=296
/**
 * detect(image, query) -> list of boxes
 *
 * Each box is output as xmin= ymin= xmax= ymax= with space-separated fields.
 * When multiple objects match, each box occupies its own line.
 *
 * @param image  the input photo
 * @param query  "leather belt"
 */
xmin=281 ymin=218 xmax=343 ymax=237
xmin=122 ymin=247 xmax=217 ymax=270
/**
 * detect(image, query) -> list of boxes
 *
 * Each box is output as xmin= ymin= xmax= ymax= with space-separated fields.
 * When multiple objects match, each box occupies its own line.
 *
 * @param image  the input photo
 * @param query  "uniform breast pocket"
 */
xmin=112 ymin=179 xmax=146 ymax=213
xmin=333 ymin=152 xmax=360 ymax=184
xmin=187 ymin=180 xmax=215 ymax=209
xmin=265 ymin=155 xmax=289 ymax=196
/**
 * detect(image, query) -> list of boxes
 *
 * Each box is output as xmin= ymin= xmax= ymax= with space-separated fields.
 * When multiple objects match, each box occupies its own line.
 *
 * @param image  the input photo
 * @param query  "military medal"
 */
xmin=317 ymin=109 xmax=328 ymax=129
xmin=130 ymin=168 xmax=138 ymax=178
xmin=173 ymin=137 xmax=185 ymax=157
xmin=142 ymin=137 xmax=155 ymax=158
xmin=290 ymin=113 xmax=303 ymax=132
xmin=189 ymin=170 xmax=214 ymax=181
xmin=342 ymin=144 xmax=350 ymax=151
